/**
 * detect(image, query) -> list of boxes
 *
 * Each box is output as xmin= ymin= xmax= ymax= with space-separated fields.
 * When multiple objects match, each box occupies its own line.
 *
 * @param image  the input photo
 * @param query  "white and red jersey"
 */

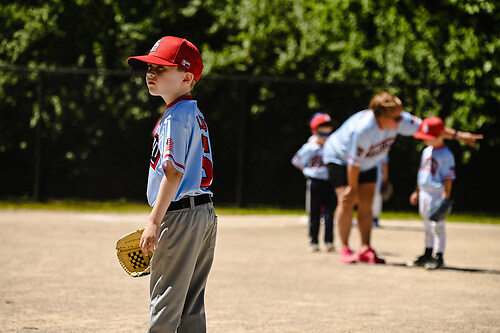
xmin=292 ymin=137 xmax=329 ymax=180
xmin=147 ymin=96 xmax=213 ymax=207
xmin=417 ymin=145 xmax=455 ymax=190
xmin=323 ymin=110 xmax=421 ymax=171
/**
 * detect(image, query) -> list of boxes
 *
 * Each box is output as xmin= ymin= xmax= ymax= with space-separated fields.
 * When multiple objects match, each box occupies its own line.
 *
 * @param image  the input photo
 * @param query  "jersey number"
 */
xmin=201 ymin=134 xmax=213 ymax=187
xmin=150 ymin=134 xmax=160 ymax=169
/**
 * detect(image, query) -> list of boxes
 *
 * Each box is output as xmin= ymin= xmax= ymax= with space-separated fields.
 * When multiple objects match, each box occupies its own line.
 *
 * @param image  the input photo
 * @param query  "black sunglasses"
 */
xmin=385 ymin=115 xmax=403 ymax=122
xmin=317 ymin=131 xmax=332 ymax=137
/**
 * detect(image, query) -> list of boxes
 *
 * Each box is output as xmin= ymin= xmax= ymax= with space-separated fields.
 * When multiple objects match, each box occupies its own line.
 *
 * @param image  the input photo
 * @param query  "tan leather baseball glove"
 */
xmin=116 ymin=228 xmax=152 ymax=277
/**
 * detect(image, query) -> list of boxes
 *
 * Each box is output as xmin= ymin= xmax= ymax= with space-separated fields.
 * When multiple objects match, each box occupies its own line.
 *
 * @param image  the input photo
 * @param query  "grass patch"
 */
xmin=379 ymin=211 xmax=500 ymax=224
xmin=0 ymin=199 xmax=150 ymax=212
xmin=215 ymin=206 xmax=305 ymax=215
xmin=0 ymin=200 xmax=305 ymax=215
xmin=0 ymin=200 xmax=499 ymax=224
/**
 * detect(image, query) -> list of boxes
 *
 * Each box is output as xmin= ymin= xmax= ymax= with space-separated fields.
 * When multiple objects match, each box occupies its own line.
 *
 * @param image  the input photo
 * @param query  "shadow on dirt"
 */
xmin=389 ymin=263 xmax=500 ymax=275
xmin=373 ymin=225 xmax=422 ymax=232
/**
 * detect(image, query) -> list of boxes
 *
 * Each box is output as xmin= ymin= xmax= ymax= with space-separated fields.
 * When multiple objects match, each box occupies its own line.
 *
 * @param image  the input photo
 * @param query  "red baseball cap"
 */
xmin=310 ymin=113 xmax=332 ymax=132
xmin=414 ymin=117 xmax=445 ymax=140
xmin=127 ymin=36 xmax=204 ymax=81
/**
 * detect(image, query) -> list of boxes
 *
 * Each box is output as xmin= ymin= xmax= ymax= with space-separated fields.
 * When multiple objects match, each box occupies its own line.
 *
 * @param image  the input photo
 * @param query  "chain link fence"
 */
xmin=0 ymin=66 xmax=496 ymax=211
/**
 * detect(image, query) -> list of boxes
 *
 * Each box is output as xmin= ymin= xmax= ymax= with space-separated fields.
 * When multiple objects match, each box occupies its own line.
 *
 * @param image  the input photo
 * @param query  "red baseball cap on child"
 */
xmin=414 ymin=117 xmax=445 ymax=140
xmin=310 ymin=113 xmax=332 ymax=132
xmin=127 ymin=36 xmax=204 ymax=81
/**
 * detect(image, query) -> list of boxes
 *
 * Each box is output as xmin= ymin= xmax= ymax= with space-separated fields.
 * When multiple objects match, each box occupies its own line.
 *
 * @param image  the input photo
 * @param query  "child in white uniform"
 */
xmin=292 ymin=113 xmax=336 ymax=252
xmin=409 ymin=117 xmax=455 ymax=270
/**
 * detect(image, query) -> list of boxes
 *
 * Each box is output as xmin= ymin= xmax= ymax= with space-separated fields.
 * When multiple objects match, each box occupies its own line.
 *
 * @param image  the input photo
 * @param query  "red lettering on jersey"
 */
xmin=356 ymin=147 xmax=365 ymax=158
xmin=421 ymin=157 xmax=438 ymax=176
xmin=201 ymin=157 xmax=213 ymax=187
xmin=201 ymin=134 xmax=213 ymax=187
xmin=196 ymin=115 xmax=208 ymax=132
xmin=366 ymin=137 xmax=396 ymax=158
xmin=202 ymin=135 xmax=210 ymax=153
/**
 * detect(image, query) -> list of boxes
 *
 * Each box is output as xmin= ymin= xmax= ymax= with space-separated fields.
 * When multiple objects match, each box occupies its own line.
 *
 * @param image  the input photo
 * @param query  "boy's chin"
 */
xmin=148 ymin=88 xmax=161 ymax=96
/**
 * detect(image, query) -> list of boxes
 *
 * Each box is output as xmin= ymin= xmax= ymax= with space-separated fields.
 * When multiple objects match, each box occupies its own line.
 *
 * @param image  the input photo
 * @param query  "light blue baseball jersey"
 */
xmin=323 ymin=110 xmax=421 ymax=171
xmin=147 ymin=96 xmax=213 ymax=207
xmin=292 ymin=137 xmax=329 ymax=180
xmin=417 ymin=145 xmax=455 ymax=190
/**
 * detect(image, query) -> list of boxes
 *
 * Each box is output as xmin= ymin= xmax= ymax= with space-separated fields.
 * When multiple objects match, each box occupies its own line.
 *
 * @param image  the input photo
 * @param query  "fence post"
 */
xmin=33 ymin=70 xmax=43 ymax=201
xmin=235 ymin=81 xmax=247 ymax=207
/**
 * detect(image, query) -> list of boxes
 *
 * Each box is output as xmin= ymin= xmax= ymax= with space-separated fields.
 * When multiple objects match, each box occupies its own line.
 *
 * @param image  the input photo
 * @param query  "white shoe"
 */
xmin=326 ymin=243 xmax=335 ymax=252
xmin=311 ymin=244 xmax=320 ymax=252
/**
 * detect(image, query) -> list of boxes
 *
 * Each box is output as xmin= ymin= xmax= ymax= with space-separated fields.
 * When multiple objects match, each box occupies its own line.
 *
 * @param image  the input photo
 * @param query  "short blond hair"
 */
xmin=369 ymin=92 xmax=403 ymax=117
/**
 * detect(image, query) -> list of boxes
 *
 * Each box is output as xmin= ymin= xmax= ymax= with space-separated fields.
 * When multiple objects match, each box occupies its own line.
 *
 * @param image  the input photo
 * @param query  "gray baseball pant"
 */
xmin=147 ymin=202 xmax=217 ymax=333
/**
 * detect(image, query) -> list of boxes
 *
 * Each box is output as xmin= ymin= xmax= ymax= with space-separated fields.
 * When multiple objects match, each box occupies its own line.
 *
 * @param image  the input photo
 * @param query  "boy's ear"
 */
xmin=183 ymin=71 xmax=195 ymax=86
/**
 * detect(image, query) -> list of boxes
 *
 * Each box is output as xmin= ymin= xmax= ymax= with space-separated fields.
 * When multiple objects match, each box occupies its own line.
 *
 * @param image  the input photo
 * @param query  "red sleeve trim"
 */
xmin=163 ymin=153 xmax=185 ymax=171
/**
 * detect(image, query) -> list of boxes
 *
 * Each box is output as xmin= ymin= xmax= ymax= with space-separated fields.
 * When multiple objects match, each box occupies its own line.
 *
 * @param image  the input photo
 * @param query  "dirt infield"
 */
xmin=1 ymin=209 xmax=499 ymax=332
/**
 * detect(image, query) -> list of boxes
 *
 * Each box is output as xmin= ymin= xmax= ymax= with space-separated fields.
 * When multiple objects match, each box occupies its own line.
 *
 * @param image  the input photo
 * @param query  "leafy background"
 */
xmin=0 ymin=0 xmax=498 ymax=211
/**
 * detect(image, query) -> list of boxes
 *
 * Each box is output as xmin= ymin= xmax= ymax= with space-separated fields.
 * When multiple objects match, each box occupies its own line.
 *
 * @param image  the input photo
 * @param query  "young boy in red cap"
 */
xmin=408 ymin=117 xmax=455 ymax=270
xmin=292 ymin=113 xmax=337 ymax=252
xmin=128 ymin=36 xmax=217 ymax=332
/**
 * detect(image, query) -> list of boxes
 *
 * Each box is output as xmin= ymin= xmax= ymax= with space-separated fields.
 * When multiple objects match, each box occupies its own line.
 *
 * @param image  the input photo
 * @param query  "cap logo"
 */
xmin=181 ymin=59 xmax=191 ymax=68
xmin=423 ymin=124 xmax=429 ymax=134
xmin=150 ymin=40 xmax=162 ymax=52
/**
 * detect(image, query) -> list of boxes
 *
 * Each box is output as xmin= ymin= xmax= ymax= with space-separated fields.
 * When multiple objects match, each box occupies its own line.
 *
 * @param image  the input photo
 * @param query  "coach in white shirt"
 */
xmin=323 ymin=91 xmax=482 ymax=265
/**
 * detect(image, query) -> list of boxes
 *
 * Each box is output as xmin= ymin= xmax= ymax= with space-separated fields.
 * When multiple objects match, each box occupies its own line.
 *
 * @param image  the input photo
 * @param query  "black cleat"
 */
xmin=407 ymin=254 xmax=432 ymax=267
xmin=424 ymin=257 xmax=444 ymax=270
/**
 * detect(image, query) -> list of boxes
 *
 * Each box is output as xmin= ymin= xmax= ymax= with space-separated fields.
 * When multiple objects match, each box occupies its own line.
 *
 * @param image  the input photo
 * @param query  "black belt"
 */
xmin=167 ymin=194 xmax=212 ymax=212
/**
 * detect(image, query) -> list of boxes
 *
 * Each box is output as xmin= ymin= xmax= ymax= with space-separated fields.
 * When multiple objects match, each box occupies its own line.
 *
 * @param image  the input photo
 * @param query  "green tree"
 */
xmin=0 ymin=0 xmax=498 ymax=209
xmin=189 ymin=0 xmax=498 ymax=131
xmin=0 ymin=0 xmax=216 ymax=199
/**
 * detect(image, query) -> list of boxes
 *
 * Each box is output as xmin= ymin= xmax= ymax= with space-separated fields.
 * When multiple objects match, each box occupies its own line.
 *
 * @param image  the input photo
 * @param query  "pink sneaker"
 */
xmin=357 ymin=247 xmax=385 ymax=264
xmin=339 ymin=247 xmax=357 ymax=264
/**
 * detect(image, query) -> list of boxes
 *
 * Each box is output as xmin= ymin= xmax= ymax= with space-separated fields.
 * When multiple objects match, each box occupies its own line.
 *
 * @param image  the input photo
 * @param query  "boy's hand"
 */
xmin=116 ymin=228 xmax=152 ymax=277
xmin=140 ymin=221 xmax=160 ymax=256
xmin=409 ymin=191 xmax=419 ymax=206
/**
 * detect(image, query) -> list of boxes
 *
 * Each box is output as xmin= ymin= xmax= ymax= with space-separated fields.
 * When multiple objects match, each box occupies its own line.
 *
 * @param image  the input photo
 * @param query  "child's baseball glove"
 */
xmin=381 ymin=182 xmax=393 ymax=201
xmin=429 ymin=198 xmax=454 ymax=222
xmin=116 ymin=228 xmax=152 ymax=277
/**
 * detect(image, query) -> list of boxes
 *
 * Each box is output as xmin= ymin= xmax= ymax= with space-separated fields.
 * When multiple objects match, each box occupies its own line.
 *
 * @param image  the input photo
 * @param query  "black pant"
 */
xmin=327 ymin=163 xmax=377 ymax=188
xmin=307 ymin=178 xmax=337 ymax=245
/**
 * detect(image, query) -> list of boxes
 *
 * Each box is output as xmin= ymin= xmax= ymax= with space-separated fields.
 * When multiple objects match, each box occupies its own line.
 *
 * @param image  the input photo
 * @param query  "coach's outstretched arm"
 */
xmin=443 ymin=128 xmax=484 ymax=147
